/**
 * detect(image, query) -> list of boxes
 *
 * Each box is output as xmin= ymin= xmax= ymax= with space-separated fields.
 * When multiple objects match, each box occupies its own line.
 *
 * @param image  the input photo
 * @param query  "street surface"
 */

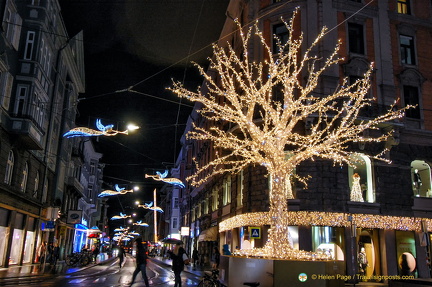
xmin=0 ymin=256 xmax=203 ymax=286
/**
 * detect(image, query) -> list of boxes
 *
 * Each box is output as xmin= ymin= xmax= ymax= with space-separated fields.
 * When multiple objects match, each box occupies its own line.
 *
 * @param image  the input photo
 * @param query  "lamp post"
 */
xmin=154 ymin=188 xmax=157 ymax=244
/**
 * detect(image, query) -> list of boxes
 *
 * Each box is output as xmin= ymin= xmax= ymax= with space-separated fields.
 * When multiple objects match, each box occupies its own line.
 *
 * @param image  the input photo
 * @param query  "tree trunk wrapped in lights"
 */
xmin=170 ymin=10 xmax=408 ymax=259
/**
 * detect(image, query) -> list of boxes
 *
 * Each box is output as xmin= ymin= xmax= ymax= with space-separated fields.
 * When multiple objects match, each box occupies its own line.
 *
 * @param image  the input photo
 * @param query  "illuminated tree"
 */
xmin=171 ymin=11 xmax=407 ymax=259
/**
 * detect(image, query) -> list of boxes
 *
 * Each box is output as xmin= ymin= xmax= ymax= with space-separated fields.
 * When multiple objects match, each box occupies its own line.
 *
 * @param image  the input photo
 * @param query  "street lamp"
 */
xmin=63 ymin=119 xmax=140 ymax=138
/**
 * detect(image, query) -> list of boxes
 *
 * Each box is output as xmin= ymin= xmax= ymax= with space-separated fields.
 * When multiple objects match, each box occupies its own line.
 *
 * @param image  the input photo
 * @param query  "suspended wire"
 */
xmin=172 ymin=0 xmax=206 ymax=164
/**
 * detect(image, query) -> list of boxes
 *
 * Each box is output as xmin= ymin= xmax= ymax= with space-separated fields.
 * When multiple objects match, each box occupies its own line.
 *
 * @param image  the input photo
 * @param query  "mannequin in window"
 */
xmin=350 ymin=173 xmax=364 ymax=202
xmin=413 ymin=169 xmax=422 ymax=197
xmin=358 ymin=247 xmax=368 ymax=277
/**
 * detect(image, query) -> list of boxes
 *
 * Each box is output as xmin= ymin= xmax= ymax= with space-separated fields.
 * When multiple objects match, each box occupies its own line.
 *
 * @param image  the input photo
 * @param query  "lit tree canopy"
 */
xmin=171 ymin=11 xmax=407 ymax=259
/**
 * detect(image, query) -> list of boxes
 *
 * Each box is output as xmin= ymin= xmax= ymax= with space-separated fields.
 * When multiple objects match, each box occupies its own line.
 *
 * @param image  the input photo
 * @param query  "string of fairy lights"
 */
xmin=170 ymin=9 xmax=409 ymax=260
xmin=219 ymin=211 xmax=428 ymax=233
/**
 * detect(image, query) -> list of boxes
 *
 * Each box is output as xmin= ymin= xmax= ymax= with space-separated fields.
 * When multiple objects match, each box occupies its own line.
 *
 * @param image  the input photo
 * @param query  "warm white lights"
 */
xmin=171 ymin=10 xmax=408 ymax=259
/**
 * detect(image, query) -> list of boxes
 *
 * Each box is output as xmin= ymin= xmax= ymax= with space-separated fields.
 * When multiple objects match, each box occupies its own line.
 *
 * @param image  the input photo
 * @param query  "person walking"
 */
xmin=192 ymin=248 xmax=199 ymax=270
xmin=168 ymin=241 xmax=189 ymax=287
xmin=211 ymin=247 xmax=220 ymax=269
xmin=52 ymin=242 xmax=60 ymax=266
xmin=118 ymin=245 xmax=126 ymax=268
xmin=130 ymin=238 xmax=149 ymax=287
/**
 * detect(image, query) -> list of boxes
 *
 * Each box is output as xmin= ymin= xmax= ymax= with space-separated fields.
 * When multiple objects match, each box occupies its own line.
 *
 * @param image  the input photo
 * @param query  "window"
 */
xmin=33 ymin=171 xmax=39 ymax=198
xmin=272 ymin=23 xmax=289 ymax=53
xmin=24 ymin=31 xmax=35 ymax=60
xmin=173 ymin=197 xmax=179 ymax=209
xmin=14 ymin=85 xmax=28 ymax=116
xmin=348 ymin=23 xmax=365 ymax=54
xmin=2 ymin=0 xmax=22 ymax=50
xmin=403 ymin=86 xmax=420 ymax=119
xmin=400 ymin=35 xmax=415 ymax=65
xmin=223 ymin=175 xmax=232 ymax=205
xmin=236 ymin=170 xmax=244 ymax=207
xmin=411 ymin=160 xmax=432 ymax=197
xmin=20 ymin=162 xmax=28 ymax=192
xmin=212 ymin=187 xmax=218 ymax=211
xmin=4 ymin=151 xmax=14 ymax=184
xmin=172 ymin=217 xmax=178 ymax=229
xmin=0 ymin=67 xmax=13 ymax=110
xmin=397 ymin=0 xmax=410 ymax=14
xmin=42 ymin=179 xmax=48 ymax=203
xmin=32 ymin=93 xmax=45 ymax=126
xmin=348 ymin=154 xmax=374 ymax=203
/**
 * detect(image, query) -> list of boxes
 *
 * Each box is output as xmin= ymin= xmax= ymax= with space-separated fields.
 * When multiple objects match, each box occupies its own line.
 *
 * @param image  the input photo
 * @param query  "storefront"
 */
xmin=73 ymin=223 xmax=88 ymax=252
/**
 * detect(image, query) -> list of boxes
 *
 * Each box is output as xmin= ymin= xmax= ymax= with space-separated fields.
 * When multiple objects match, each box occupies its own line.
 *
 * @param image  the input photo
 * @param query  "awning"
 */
xmin=198 ymin=226 xmax=218 ymax=242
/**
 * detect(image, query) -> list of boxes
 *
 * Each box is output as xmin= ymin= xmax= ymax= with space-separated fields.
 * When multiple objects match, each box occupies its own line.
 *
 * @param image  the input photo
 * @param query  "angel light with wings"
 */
xmin=113 ymin=226 xmax=127 ymax=232
xmin=110 ymin=213 xmax=132 ymax=220
xmin=98 ymin=184 xmax=136 ymax=198
xmin=133 ymin=220 xmax=149 ymax=227
xmin=63 ymin=119 xmax=139 ymax=138
xmin=138 ymin=202 xmax=164 ymax=213
xmin=145 ymin=170 xmax=185 ymax=188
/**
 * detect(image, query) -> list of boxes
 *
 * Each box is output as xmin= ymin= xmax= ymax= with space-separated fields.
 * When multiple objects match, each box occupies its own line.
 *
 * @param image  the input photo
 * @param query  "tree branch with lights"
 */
xmin=171 ymin=11 xmax=408 ymax=259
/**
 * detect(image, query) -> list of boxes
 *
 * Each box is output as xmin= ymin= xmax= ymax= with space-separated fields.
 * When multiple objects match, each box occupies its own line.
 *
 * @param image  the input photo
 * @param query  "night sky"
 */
xmin=58 ymin=1 xmax=229 ymax=222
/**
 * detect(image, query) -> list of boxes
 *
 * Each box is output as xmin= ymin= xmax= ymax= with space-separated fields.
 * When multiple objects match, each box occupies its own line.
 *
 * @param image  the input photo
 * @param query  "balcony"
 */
xmin=66 ymin=176 xmax=85 ymax=197
xmin=1 ymin=113 xmax=44 ymax=150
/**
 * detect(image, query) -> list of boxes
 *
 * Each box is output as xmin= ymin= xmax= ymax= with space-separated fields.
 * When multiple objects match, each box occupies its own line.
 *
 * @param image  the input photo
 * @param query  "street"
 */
xmin=0 ymin=256 xmax=204 ymax=286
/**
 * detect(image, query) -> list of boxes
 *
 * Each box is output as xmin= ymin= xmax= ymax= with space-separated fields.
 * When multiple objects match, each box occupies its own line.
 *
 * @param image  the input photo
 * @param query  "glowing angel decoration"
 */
xmin=110 ymin=212 xmax=132 ymax=220
xmin=129 ymin=231 xmax=140 ymax=236
xmin=113 ymin=227 xmax=127 ymax=232
xmin=138 ymin=202 xmax=164 ymax=213
xmin=98 ymin=184 xmax=136 ymax=198
xmin=145 ymin=170 xmax=185 ymax=188
xmin=63 ymin=119 xmax=139 ymax=138
xmin=133 ymin=220 xmax=149 ymax=227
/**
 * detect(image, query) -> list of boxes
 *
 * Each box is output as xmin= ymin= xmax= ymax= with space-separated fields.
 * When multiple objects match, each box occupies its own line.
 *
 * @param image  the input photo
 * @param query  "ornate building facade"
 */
xmin=174 ymin=0 xmax=432 ymax=281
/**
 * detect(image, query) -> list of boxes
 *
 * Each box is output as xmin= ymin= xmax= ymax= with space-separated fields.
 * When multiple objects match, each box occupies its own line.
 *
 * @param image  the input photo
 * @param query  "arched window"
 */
xmin=349 ymin=153 xmax=375 ymax=203
xmin=223 ymin=175 xmax=232 ymax=205
xmin=4 ymin=151 xmax=14 ymax=184
xmin=20 ymin=162 xmax=28 ymax=192
xmin=33 ymin=171 xmax=39 ymax=198
xmin=42 ymin=179 xmax=48 ymax=203
xmin=411 ymin=160 xmax=432 ymax=197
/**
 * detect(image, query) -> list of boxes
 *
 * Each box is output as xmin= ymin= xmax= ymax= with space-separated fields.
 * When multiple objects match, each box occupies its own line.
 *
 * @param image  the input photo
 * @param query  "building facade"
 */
xmin=175 ymin=0 xmax=432 ymax=281
xmin=0 ymin=0 xmax=102 ymax=267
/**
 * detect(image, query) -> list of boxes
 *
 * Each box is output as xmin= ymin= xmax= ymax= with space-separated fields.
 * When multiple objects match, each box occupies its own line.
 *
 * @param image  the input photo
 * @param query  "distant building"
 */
xmin=175 ymin=0 xmax=432 ymax=280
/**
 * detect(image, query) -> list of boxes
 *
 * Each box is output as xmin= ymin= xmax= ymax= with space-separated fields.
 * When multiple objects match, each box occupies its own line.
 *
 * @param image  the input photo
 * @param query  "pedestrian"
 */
xmin=37 ymin=241 xmax=47 ymax=264
xmin=52 ymin=242 xmax=60 ymax=266
xmin=130 ymin=238 xmax=149 ymax=287
xmin=47 ymin=242 xmax=54 ymax=264
xmin=118 ymin=245 xmax=126 ymax=268
xmin=211 ymin=247 xmax=220 ymax=269
xmin=92 ymin=244 xmax=100 ymax=263
xmin=192 ymin=248 xmax=199 ymax=270
xmin=168 ymin=241 xmax=189 ymax=287
xmin=400 ymin=253 xmax=412 ymax=276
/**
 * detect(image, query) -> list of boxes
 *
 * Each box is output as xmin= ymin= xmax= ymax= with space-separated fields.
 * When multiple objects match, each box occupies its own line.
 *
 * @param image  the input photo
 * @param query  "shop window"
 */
xmin=348 ymin=23 xmax=365 ymax=55
xmin=349 ymin=153 xmax=375 ymax=203
xmin=4 ymin=150 xmax=14 ymax=184
xmin=397 ymin=0 xmax=411 ymax=14
xmin=223 ymin=175 xmax=232 ymax=205
xmin=312 ymin=226 xmax=345 ymax=260
xmin=400 ymin=35 xmax=416 ymax=65
xmin=411 ymin=160 xmax=432 ymax=197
